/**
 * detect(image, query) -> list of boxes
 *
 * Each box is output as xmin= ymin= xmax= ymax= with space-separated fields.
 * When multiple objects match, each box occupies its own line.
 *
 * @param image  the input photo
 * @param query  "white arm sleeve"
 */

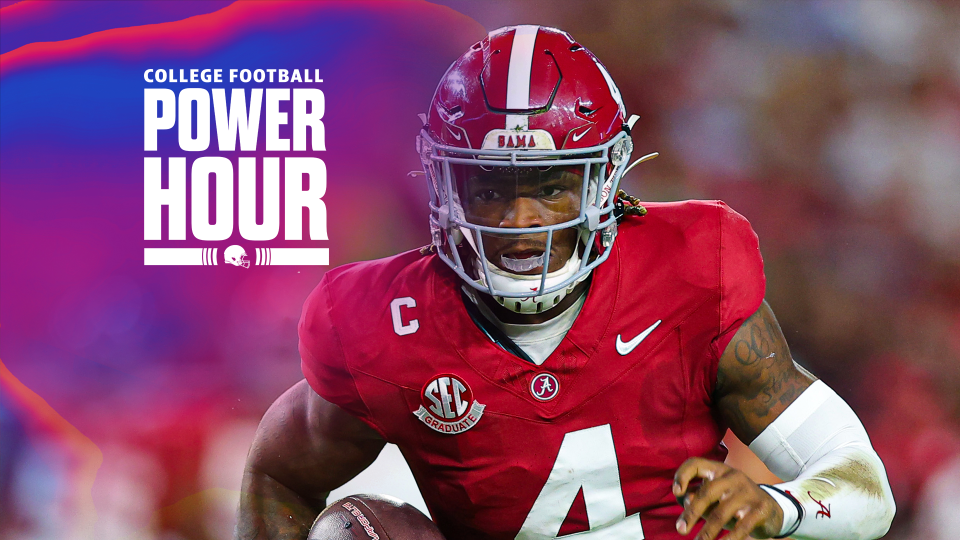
xmin=749 ymin=380 xmax=896 ymax=540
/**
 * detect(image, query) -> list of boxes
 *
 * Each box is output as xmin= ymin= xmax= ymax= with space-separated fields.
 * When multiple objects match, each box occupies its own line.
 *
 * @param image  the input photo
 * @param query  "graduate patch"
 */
xmin=414 ymin=374 xmax=485 ymax=434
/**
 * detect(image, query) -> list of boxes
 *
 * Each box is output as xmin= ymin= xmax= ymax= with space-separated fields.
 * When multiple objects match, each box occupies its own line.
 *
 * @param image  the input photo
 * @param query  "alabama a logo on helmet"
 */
xmin=414 ymin=374 xmax=485 ymax=434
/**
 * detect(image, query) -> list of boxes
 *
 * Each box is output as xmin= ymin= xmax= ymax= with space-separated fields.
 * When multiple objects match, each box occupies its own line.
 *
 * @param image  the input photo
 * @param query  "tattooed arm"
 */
xmin=235 ymin=380 xmax=386 ymax=540
xmin=713 ymin=300 xmax=816 ymax=444
xmin=673 ymin=301 xmax=894 ymax=540
xmin=674 ymin=301 xmax=813 ymax=540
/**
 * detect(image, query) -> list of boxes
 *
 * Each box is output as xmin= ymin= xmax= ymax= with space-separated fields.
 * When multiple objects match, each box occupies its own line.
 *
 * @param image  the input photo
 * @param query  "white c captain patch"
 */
xmin=390 ymin=297 xmax=419 ymax=336
xmin=414 ymin=374 xmax=486 ymax=434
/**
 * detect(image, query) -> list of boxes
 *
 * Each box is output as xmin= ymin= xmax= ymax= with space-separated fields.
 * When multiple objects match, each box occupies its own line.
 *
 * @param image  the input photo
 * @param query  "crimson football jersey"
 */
xmin=300 ymin=200 xmax=765 ymax=540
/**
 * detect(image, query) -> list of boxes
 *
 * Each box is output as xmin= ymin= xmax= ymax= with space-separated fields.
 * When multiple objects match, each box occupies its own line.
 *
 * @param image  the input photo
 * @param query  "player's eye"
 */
xmin=475 ymin=189 xmax=501 ymax=203
xmin=539 ymin=185 xmax=566 ymax=198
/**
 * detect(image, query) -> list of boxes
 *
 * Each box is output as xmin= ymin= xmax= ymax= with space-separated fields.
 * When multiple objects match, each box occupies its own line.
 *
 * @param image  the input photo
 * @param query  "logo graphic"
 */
xmin=341 ymin=502 xmax=381 ymax=540
xmin=224 ymin=245 xmax=250 ymax=267
xmin=446 ymin=125 xmax=462 ymax=140
xmin=499 ymin=134 xmax=534 ymax=148
xmin=571 ymin=126 xmax=592 ymax=142
xmin=808 ymin=492 xmax=831 ymax=519
xmin=616 ymin=319 xmax=662 ymax=355
xmin=481 ymin=129 xmax=557 ymax=151
xmin=414 ymin=374 xmax=485 ymax=434
xmin=143 ymin=87 xmax=329 ymax=267
xmin=530 ymin=373 xmax=560 ymax=401
xmin=518 ymin=286 xmax=540 ymax=302
xmin=143 ymin=246 xmax=328 ymax=266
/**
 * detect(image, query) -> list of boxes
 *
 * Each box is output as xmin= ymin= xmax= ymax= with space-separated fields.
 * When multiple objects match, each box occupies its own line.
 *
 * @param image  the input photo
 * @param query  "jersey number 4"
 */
xmin=516 ymin=425 xmax=645 ymax=539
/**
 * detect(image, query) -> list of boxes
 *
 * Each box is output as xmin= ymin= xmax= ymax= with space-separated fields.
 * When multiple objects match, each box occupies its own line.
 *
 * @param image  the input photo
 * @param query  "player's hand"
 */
xmin=673 ymin=457 xmax=783 ymax=540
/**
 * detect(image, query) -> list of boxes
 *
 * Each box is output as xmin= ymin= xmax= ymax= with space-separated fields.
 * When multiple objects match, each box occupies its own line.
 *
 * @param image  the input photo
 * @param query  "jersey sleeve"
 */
xmin=299 ymin=276 xmax=385 ymax=437
xmin=711 ymin=202 xmax=766 ymax=360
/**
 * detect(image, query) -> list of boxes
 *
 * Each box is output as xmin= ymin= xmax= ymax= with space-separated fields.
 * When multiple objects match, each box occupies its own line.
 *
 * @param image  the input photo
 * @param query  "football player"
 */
xmin=237 ymin=26 xmax=895 ymax=540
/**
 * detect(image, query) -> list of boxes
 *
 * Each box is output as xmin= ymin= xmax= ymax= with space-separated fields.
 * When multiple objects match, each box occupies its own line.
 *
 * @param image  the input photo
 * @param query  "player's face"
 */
xmin=454 ymin=164 xmax=585 ymax=274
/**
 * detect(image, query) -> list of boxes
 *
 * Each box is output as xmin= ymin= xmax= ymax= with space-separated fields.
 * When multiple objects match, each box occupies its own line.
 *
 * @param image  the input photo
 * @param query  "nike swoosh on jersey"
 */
xmin=571 ymin=126 xmax=592 ymax=142
xmin=616 ymin=320 xmax=662 ymax=355
xmin=446 ymin=126 xmax=462 ymax=140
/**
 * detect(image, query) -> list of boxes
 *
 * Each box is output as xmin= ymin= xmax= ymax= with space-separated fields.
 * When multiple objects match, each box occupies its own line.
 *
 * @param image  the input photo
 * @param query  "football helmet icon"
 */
xmin=417 ymin=26 xmax=644 ymax=314
xmin=224 ymin=245 xmax=250 ymax=268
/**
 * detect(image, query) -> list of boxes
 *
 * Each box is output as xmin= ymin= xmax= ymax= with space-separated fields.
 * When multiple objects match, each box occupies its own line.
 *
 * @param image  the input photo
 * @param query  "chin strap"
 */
xmin=476 ymin=251 xmax=588 ymax=315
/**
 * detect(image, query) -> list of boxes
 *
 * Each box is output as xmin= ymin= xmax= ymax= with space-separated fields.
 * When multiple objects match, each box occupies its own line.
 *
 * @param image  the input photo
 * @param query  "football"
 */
xmin=308 ymin=494 xmax=445 ymax=540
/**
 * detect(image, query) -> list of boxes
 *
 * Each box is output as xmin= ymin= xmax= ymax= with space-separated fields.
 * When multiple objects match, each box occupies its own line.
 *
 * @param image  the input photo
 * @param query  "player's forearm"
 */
xmin=751 ymin=381 xmax=895 ymax=540
xmin=235 ymin=468 xmax=326 ymax=540
xmin=769 ymin=445 xmax=894 ymax=540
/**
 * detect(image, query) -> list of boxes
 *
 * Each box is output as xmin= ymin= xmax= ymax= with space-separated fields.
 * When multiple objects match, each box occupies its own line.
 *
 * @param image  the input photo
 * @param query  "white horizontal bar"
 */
xmin=259 ymin=248 xmax=328 ymax=266
xmin=144 ymin=248 xmax=212 ymax=265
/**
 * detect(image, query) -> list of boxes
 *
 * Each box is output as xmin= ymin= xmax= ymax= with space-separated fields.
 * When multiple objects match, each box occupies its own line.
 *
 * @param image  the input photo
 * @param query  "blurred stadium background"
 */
xmin=1 ymin=1 xmax=958 ymax=539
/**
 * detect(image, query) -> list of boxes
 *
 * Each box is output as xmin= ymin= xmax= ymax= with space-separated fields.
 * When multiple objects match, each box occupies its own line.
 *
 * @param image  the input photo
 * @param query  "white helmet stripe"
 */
xmin=505 ymin=25 xmax=538 ymax=130
xmin=593 ymin=59 xmax=626 ymax=117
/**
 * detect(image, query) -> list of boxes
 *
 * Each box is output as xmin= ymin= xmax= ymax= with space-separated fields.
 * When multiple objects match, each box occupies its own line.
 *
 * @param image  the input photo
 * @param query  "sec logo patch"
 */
xmin=413 ymin=374 xmax=485 ymax=434
xmin=530 ymin=373 xmax=560 ymax=401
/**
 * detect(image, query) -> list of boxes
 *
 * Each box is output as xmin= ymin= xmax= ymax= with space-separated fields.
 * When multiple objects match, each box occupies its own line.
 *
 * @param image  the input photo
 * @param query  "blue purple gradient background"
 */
xmin=1 ymin=1 xmax=480 ymax=536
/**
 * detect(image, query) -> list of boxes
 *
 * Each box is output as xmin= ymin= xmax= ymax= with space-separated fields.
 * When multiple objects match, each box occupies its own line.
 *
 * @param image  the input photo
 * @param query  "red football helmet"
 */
xmin=417 ymin=26 xmax=640 ymax=314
